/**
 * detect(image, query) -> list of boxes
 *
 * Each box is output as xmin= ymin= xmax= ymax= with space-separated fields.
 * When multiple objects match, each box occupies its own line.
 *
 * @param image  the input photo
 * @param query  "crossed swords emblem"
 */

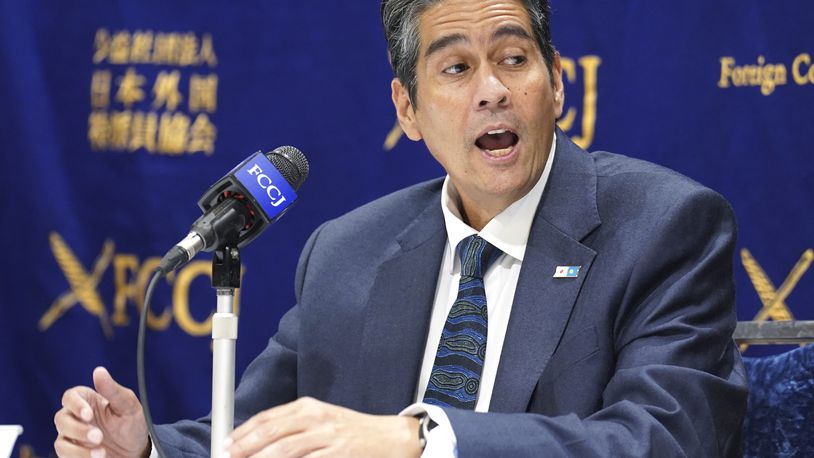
xmin=739 ymin=248 xmax=813 ymax=352
xmin=38 ymin=232 xmax=115 ymax=338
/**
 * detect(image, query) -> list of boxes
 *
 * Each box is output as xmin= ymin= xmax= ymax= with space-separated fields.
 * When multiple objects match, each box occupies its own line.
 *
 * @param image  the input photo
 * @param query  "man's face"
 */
xmin=392 ymin=0 xmax=564 ymax=224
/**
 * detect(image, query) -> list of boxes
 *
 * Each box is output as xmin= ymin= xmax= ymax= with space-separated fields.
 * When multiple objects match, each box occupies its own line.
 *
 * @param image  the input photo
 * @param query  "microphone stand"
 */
xmin=210 ymin=243 xmax=241 ymax=458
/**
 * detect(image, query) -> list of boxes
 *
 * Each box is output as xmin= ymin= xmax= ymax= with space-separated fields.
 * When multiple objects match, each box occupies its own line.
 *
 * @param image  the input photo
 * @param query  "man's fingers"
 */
xmin=61 ymin=387 xmax=104 ymax=423
xmin=252 ymin=427 xmax=328 ymax=458
xmin=54 ymin=435 xmax=106 ymax=458
xmin=229 ymin=421 xmax=309 ymax=458
xmin=230 ymin=413 xmax=265 ymax=443
xmin=229 ymin=398 xmax=335 ymax=458
xmin=54 ymin=408 xmax=104 ymax=446
xmin=232 ymin=397 xmax=322 ymax=442
xmin=231 ymin=403 xmax=290 ymax=441
xmin=92 ymin=366 xmax=139 ymax=416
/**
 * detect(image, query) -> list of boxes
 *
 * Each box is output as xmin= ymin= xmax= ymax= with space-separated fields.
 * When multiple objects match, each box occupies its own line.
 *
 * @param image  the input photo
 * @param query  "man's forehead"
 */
xmin=418 ymin=0 xmax=533 ymax=50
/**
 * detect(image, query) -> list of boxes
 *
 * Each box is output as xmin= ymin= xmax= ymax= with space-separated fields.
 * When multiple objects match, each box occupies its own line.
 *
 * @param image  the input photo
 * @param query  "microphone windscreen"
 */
xmin=268 ymin=146 xmax=309 ymax=191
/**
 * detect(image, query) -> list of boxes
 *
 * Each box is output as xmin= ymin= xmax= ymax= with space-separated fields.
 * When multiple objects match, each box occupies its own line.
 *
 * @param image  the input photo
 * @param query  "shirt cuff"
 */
xmin=399 ymin=403 xmax=458 ymax=458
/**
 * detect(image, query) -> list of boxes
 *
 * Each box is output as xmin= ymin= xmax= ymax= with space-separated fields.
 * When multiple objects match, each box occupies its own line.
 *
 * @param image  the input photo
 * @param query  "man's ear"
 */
xmin=391 ymin=78 xmax=422 ymax=141
xmin=551 ymin=52 xmax=565 ymax=118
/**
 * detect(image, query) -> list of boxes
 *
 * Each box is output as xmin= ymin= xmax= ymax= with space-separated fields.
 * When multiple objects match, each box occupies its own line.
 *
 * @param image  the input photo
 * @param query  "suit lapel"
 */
xmin=490 ymin=132 xmax=601 ymax=412
xmin=355 ymin=196 xmax=447 ymax=414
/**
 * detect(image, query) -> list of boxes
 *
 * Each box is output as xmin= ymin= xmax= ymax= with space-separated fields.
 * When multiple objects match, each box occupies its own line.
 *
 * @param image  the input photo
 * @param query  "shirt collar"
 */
xmin=441 ymin=132 xmax=557 ymax=271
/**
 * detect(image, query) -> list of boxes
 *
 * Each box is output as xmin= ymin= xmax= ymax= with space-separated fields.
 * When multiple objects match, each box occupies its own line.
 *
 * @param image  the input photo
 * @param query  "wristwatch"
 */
xmin=416 ymin=412 xmax=438 ymax=451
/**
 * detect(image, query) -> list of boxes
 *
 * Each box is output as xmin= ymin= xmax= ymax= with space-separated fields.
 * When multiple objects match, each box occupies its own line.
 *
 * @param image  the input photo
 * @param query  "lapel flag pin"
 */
xmin=554 ymin=265 xmax=581 ymax=278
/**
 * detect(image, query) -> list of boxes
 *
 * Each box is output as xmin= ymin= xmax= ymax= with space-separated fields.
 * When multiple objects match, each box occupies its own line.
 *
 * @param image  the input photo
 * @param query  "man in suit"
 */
xmin=54 ymin=0 xmax=748 ymax=456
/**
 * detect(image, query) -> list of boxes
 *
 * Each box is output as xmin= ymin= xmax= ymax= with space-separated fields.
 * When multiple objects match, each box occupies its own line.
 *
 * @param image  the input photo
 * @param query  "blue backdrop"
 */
xmin=0 ymin=1 xmax=811 ymax=455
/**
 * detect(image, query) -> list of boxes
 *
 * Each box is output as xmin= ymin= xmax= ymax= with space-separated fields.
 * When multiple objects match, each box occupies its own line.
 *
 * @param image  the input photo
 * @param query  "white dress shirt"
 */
xmin=400 ymin=133 xmax=557 ymax=457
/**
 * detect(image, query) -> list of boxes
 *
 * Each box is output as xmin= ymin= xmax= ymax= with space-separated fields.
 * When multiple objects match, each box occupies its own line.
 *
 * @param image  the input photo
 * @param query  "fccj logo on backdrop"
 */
xmin=39 ymin=232 xmax=244 ymax=338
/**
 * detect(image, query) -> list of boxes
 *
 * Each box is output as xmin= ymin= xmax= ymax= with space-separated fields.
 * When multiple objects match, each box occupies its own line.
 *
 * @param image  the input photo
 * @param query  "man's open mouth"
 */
xmin=475 ymin=129 xmax=519 ymax=157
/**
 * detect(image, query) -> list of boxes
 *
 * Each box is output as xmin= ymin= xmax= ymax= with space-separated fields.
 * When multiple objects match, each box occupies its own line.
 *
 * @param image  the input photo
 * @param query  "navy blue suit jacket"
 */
xmin=156 ymin=132 xmax=748 ymax=456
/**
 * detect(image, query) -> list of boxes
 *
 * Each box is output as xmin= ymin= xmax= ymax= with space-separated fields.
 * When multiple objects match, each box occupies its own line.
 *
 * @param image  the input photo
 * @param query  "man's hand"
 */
xmin=54 ymin=366 xmax=149 ymax=458
xmin=226 ymin=397 xmax=422 ymax=458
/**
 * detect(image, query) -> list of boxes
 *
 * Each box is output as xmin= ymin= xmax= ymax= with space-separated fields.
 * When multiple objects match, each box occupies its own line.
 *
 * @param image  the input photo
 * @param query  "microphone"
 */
xmin=158 ymin=146 xmax=309 ymax=273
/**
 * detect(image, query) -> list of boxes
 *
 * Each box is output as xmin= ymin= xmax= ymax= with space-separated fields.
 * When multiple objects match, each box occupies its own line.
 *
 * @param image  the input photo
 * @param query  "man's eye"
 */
xmin=443 ymin=63 xmax=469 ymax=75
xmin=502 ymin=55 xmax=527 ymax=66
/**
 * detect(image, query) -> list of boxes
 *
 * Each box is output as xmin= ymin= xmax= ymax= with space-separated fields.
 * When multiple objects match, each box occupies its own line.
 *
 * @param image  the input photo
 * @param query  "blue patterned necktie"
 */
xmin=423 ymin=235 xmax=502 ymax=409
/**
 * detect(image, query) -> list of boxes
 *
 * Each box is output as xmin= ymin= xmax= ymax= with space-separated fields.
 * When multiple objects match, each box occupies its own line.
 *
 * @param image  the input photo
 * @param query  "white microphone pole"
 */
xmin=210 ymin=245 xmax=240 ymax=458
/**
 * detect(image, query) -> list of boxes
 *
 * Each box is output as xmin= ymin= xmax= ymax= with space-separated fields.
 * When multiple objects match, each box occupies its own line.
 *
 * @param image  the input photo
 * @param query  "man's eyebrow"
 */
xmin=423 ymin=25 xmax=532 ymax=59
xmin=491 ymin=24 xmax=533 ymax=43
xmin=424 ymin=33 xmax=467 ymax=58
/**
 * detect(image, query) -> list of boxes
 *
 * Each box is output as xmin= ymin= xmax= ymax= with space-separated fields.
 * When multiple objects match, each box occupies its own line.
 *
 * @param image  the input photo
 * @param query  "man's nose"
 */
xmin=474 ymin=67 xmax=511 ymax=110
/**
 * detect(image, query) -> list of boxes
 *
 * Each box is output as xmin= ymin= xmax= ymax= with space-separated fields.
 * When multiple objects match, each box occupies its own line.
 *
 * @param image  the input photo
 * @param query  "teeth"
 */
xmin=487 ymin=129 xmax=507 ymax=135
xmin=485 ymin=146 xmax=513 ymax=157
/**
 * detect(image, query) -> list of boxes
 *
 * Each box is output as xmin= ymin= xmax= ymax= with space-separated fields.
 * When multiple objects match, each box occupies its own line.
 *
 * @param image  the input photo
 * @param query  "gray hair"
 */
xmin=381 ymin=0 xmax=556 ymax=108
